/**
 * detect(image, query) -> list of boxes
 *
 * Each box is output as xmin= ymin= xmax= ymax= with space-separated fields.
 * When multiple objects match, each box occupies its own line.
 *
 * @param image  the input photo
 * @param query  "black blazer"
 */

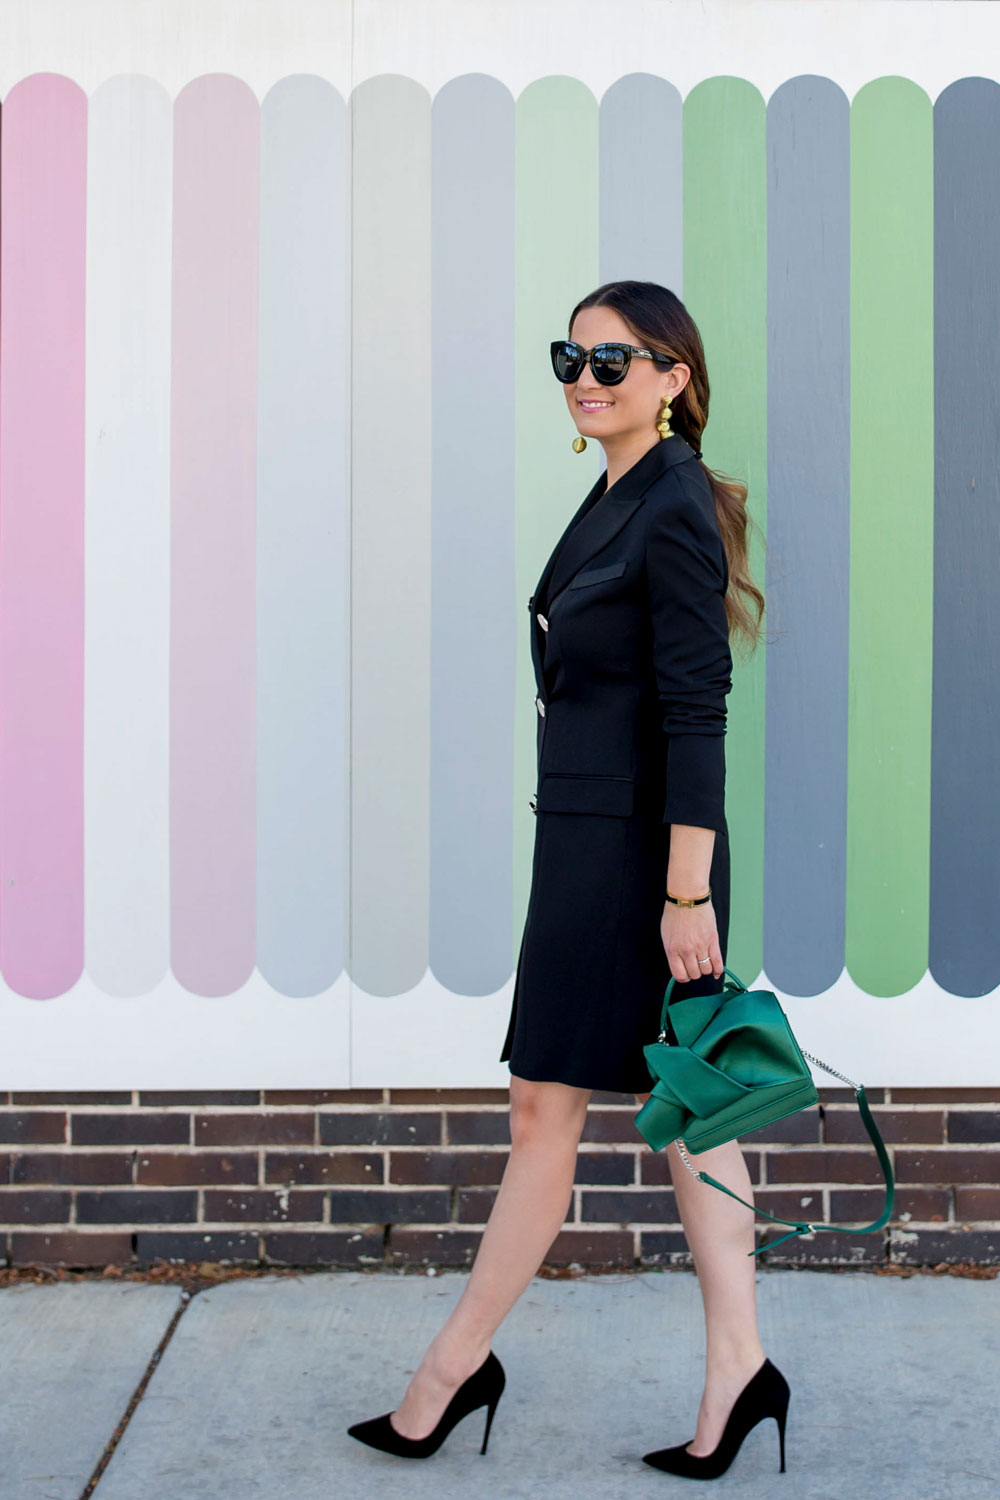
xmin=527 ymin=432 xmax=732 ymax=834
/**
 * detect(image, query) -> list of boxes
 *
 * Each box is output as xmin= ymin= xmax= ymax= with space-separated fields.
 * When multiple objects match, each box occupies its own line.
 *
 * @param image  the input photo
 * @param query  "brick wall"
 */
xmin=1 ymin=1086 xmax=998 ymax=1269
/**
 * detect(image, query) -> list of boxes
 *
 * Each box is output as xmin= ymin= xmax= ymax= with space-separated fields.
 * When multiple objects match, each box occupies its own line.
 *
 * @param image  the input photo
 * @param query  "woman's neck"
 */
xmin=602 ymin=434 xmax=662 ymax=493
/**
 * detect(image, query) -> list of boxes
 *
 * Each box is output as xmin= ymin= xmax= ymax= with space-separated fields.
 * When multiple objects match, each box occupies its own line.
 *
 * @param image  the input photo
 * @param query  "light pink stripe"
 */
xmin=171 ymin=78 xmax=258 ymax=993
xmin=0 ymin=77 xmax=88 ymax=999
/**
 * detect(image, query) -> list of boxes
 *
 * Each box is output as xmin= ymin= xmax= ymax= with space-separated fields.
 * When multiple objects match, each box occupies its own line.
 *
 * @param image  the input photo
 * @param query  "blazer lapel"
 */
xmin=542 ymin=433 xmax=696 ymax=613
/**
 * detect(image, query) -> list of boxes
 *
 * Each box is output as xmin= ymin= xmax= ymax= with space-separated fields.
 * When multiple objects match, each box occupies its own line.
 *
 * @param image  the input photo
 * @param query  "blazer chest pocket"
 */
xmin=569 ymin=560 xmax=628 ymax=589
xmin=535 ymin=771 xmax=634 ymax=817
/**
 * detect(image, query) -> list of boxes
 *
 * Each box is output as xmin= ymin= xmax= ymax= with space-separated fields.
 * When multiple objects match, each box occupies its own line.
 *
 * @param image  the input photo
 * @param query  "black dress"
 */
xmin=499 ymin=434 xmax=733 ymax=1095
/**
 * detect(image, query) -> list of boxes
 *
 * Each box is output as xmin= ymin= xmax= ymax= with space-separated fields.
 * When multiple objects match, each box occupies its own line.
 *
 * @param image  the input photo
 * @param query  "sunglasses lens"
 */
xmin=551 ymin=341 xmax=584 ymax=382
xmin=591 ymin=344 xmax=628 ymax=384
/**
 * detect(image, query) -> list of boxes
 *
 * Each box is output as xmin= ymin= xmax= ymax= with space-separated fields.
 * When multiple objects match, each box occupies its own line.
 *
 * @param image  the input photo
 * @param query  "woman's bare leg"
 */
xmin=389 ymin=1073 xmax=592 ymax=1439
xmin=636 ymin=1090 xmax=766 ymax=1456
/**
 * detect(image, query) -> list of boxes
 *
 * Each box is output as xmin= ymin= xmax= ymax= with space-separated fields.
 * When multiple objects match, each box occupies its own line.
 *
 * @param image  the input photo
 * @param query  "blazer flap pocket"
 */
xmin=536 ymin=772 xmax=635 ymax=817
xmin=569 ymin=560 xmax=628 ymax=589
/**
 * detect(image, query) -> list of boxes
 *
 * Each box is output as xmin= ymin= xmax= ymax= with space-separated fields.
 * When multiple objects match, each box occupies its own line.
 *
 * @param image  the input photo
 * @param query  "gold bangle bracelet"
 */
xmin=665 ymin=886 xmax=712 ymax=907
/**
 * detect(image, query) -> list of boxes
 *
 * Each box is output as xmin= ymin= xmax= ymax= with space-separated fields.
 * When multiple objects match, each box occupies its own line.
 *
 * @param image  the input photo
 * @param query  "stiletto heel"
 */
xmin=642 ymin=1355 xmax=791 ymax=1479
xmin=480 ymin=1391 xmax=501 ymax=1454
xmin=347 ymin=1348 xmax=506 ymax=1460
xmin=776 ymin=1394 xmax=788 ymax=1472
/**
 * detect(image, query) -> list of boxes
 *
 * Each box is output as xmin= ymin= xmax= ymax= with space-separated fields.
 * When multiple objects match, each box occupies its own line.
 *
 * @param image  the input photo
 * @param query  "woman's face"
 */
xmin=565 ymin=307 xmax=690 ymax=449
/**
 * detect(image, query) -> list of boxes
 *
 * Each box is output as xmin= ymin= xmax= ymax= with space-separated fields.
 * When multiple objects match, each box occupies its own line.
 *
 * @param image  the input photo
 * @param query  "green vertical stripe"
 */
xmin=514 ymin=78 xmax=599 ymax=948
xmin=683 ymin=79 xmax=768 ymax=981
xmin=848 ymin=80 xmax=933 ymax=995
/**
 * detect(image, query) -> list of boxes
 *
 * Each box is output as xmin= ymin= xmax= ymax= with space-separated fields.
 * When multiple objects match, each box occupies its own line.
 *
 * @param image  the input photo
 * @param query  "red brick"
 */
xmin=320 ymin=1112 xmax=440 ymax=1147
xmin=264 ymin=1089 xmax=383 ymax=1105
xmin=389 ymin=1150 xmax=505 ymax=1186
xmin=0 ymin=1190 xmax=72 ymax=1224
xmin=573 ymin=1151 xmax=636 ymax=1186
xmin=388 ymin=1228 xmax=482 ymax=1265
xmin=765 ymin=1150 xmax=885 ymax=1184
xmin=947 ymin=1112 xmax=1000 ymax=1143
xmin=0 ymin=1112 xmax=67 ymax=1145
xmin=136 ymin=1152 xmax=258 ymax=1187
xmin=139 ymin=1091 xmax=259 ymax=1106
xmin=761 ymin=1230 xmax=886 ymax=1265
xmin=266 ymin=1152 xmax=383 ymax=1185
xmin=754 ymin=1189 xmax=824 ymax=1222
xmin=580 ymin=1109 xmax=642 ymax=1144
xmin=545 ymin=1229 xmax=634 ymax=1266
xmin=329 ymin=1189 xmax=449 ymax=1225
xmin=890 ymin=1227 xmax=1000 ymax=1264
xmin=11 ymin=1092 xmax=131 ymax=1106
xmin=264 ymin=1230 xmax=384 ymax=1265
xmin=442 ymin=1112 xmax=509 ymax=1146
xmin=389 ymin=1088 xmax=509 ymax=1105
xmin=830 ymin=1187 xmax=947 ymax=1222
xmin=954 ymin=1186 xmax=1000 ymax=1220
xmin=11 ymin=1152 xmax=132 ymax=1186
xmin=895 ymin=1150 xmax=1000 ymax=1185
xmin=203 ymin=1190 xmax=324 ymax=1222
xmin=892 ymin=1087 xmax=1000 ymax=1103
xmin=11 ymin=1232 xmax=132 ymax=1267
xmin=72 ymin=1114 xmax=189 ymax=1146
xmin=580 ymin=1191 xmax=677 ymax=1224
xmin=76 ymin=1190 xmax=197 ymax=1224
xmin=641 ymin=1147 xmax=761 ymax=1185
xmin=196 ymin=1113 xmax=315 ymax=1147
xmin=825 ymin=1109 xmax=943 ymax=1145
xmin=639 ymin=1231 xmax=693 ymax=1263
xmin=136 ymin=1231 xmax=258 ymax=1263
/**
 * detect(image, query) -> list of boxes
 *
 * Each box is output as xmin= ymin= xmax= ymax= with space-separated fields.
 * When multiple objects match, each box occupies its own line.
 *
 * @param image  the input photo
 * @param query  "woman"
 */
xmin=348 ymin=281 xmax=782 ymax=1479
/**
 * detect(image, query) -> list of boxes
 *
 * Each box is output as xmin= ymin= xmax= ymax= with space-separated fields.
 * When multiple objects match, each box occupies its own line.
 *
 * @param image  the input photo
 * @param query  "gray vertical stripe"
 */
xmin=257 ymin=77 xmax=349 ymax=996
xmin=930 ymin=78 xmax=1000 ymax=999
xmin=351 ymin=76 xmax=432 ymax=996
xmin=430 ymin=76 xmax=516 ymax=996
xmin=764 ymin=77 xmax=850 ymax=994
xmin=599 ymin=74 xmax=683 ymax=288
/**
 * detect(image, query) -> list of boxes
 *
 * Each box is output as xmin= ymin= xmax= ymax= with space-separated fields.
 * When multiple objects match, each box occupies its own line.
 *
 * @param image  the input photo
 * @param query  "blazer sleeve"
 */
xmin=643 ymin=478 xmax=733 ymax=833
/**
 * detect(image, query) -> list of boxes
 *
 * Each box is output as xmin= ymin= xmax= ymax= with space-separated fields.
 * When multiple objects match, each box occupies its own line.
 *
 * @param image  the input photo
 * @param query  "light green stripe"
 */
xmin=848 ymin=79 xmax=933 ymax=995
xmin=683 ymin=79 xmax=768 ymax=980
xmin=513 ymin=79 xmax=600 ymax=951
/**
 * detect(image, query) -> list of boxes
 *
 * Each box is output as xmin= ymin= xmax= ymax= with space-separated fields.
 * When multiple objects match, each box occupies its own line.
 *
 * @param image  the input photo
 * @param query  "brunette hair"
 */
xmin=568 ymin=280 xmax=765 ymax=659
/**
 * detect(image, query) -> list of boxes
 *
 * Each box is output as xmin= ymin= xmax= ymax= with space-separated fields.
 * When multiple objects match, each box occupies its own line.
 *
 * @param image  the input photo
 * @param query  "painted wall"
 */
xmin=0 ymin=1 xmax=997 ymax=1086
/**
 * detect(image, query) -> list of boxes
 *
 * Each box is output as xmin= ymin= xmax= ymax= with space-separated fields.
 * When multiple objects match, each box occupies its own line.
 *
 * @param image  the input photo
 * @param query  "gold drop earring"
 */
xmin=572 ymin=434 xmax=587 ymax=453
xmin=656 ymin=395 xmax=673 ymax=440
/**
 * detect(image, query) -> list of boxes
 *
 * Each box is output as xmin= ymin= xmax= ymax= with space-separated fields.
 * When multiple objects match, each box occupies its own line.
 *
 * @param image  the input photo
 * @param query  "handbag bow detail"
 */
xmin=634 ymin=966 xmax=895 ymax=1256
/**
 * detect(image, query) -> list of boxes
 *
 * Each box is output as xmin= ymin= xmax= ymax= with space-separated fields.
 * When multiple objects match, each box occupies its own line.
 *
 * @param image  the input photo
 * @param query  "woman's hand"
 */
xmin=660 ymin=900 xmax=724 ymax=983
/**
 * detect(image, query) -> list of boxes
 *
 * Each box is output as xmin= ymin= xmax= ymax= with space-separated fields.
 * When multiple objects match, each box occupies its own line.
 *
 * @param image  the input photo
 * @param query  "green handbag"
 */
xmin=634 ymin=965 xmax=895 ymax=1256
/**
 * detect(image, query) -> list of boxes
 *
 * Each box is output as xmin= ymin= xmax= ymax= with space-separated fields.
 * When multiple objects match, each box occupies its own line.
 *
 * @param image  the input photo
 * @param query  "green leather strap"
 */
xmin=694 ymin=1082 xmax=895 ymax=1257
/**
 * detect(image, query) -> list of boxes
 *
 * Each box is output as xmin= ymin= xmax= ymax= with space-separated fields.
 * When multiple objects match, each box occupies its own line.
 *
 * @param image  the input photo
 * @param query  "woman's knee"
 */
xmin=509 ymin=1075 xmax=591 ymax=1148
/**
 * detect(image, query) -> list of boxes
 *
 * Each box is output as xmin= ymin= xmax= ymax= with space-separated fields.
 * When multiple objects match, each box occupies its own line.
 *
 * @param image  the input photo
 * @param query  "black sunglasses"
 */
xmin=550 ymin=339 xmax=677 ymax=386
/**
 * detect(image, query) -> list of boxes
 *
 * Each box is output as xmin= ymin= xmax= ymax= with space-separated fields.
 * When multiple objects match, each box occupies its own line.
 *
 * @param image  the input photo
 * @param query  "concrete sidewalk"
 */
xmin=1 ymin=1265 xmax=996 ymax=1500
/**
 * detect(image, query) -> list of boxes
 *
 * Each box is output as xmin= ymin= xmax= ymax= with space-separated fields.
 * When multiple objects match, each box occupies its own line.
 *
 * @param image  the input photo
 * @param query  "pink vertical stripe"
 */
xmin=0 ymin=77 xmax=88 ymax=999
xmin=171 ymin=78 xmax=258 ymax=994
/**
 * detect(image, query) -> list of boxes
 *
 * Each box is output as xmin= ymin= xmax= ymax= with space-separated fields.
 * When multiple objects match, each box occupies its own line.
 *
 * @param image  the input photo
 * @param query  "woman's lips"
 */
xmin=578 ymin=399 xmax=614 ymax=411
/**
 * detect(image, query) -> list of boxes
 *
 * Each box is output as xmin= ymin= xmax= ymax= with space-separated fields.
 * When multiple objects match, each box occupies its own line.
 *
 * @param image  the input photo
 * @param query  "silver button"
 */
xmin=537 ymin=613 xmax=549 ymax=632
xmin=535 ymin=696 xmax=546 ymax=717
xmin=529 ymin=794 xmax=538 ymax=814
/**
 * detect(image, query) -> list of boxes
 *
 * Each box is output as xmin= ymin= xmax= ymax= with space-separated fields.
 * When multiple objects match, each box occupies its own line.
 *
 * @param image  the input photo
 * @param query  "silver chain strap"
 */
xmin=672 ymin=1050 xmax=861 ymax=1180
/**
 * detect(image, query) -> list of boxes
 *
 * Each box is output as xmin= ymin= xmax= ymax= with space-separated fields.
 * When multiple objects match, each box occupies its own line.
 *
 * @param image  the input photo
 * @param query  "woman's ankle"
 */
xmin=423 ymin=1330 xmax=492 ymax=1385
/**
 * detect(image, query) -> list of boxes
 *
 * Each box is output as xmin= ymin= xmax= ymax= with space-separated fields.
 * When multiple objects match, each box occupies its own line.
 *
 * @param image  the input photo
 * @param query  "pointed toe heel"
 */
xmin=642 ymin=1356 xmax=790 ymax=1479
xmin=347 ymin=1349 xmax=506 ymax=1460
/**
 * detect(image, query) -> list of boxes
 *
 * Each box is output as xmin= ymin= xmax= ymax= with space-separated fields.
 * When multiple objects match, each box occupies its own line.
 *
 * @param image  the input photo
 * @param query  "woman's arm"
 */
xmin=644 ymin=476 xmax=733 ymax=981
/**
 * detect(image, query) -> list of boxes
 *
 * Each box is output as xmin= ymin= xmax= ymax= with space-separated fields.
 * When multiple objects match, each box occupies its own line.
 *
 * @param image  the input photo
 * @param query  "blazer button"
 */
xmin=537 ymin=612 xmax=549 ymax=632
xmin=535 ymin=696 xmax=546 ymax=717
xmin=529 ymin=793 xmax=538 ymax=814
